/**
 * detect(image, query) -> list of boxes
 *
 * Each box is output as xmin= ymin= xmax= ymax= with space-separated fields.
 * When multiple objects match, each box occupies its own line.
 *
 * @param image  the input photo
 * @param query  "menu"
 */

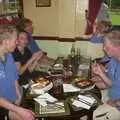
xmin=39 ymin=102 xmax=65 ymax=114
xmin=35 ymin=101 xmax=70 ymax=117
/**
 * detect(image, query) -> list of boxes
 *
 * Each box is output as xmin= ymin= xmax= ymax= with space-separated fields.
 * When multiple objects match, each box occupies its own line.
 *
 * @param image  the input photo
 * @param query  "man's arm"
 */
xmin=99 ymin=71 xmax=112 ymax=88
xmin=0 ymin=98 xmax=35 ymax=120
xmin=15 ymin=51 xmax=43 ymax=75
xmin=92 ymin=63 xmax=112 ymax=88
xmin=0 ymin=97 xmax=16 ymax=111
xmin=14 ymin=80 xmax=22 ymax=106
xmin=91 ymin=76 xmax=108 ymax=89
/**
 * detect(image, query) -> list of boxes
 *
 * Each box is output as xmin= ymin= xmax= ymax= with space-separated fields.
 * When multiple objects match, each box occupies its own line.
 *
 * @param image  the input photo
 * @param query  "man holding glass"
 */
xmin=92 ymin=31 xmax=120 ymax=120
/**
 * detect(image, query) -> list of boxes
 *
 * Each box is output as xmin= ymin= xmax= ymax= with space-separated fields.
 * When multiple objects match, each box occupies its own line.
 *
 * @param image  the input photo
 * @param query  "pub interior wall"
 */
xmin=36 ymin=40 xmax=104 ymax=59
xmin=23 ymin=0 xmax=87 ymax=37
xmin=23 ymin=0 xmax=104 ymax=59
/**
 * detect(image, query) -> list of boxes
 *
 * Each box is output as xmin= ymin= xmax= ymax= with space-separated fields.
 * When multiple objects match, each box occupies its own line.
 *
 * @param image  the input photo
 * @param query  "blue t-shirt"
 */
xmin=0 ymin=53 xmax=18 ymax=102
xmin=90 ymin=33 xmax=104 ymax=43
xmin=27 ymin=33 xmax=40 ymax=53
xmin=107 ymin=57 xmax=120 ymax=100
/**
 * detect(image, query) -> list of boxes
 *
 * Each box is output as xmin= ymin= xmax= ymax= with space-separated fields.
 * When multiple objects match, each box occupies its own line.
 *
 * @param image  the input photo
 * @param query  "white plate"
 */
xmin=31 ymin=82 xmax=53 ymax=94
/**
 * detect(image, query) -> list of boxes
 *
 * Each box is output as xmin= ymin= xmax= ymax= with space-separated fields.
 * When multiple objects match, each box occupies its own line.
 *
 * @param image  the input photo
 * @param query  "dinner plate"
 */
xmin=30 ymin=75 xmax=53 ymax=95
xmin=73 ymin=78 xmax=94 ymax=89
xmin=81 ymin=84 xmax=95 ymax=91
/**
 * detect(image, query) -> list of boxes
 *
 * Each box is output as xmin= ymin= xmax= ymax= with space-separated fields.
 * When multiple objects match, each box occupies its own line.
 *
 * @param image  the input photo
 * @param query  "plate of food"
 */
xmin=74 ymin=78 xmax=94 ymax=89
xmin=30 ymin=77 xmax=53 ymax=95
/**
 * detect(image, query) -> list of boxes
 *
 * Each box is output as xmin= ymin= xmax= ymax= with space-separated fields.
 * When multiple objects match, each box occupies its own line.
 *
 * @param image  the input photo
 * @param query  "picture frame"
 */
xmin=36 ymin=0 xmax=51 ymax=7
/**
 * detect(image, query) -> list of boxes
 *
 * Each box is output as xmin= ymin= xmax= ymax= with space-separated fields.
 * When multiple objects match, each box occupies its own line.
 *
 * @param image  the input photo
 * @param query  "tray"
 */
xmin=67 ymin=93 xmax=100 ymax=111
xmin=35 ymin=100 xmax=70 ymax=117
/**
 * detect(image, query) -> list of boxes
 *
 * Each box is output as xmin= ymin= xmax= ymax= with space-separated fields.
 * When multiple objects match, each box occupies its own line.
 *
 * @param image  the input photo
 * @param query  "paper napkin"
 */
xmin=34 ymin=93 xmax=58 ymax=106
xmin=63 ymin=84 xmax=80 ymax=93
xmin=72 ymin=94 xmax=96 ymax=110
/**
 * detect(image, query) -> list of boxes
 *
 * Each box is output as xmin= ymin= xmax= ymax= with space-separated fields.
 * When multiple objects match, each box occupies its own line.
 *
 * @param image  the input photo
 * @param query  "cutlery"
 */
xmin=77 ymin=98 xmax=92 ymax=106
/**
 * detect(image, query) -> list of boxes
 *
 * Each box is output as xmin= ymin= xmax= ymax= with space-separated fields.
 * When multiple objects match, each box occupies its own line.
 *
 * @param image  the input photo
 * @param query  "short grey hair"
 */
xmin=105 ymin=30 xmax=120 ymax=46
xmin=0 ymin=24 xmax=17 ymax=44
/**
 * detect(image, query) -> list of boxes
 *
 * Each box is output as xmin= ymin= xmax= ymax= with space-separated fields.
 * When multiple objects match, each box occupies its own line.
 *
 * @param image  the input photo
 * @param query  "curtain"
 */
xmin=85 ymin=0 xmax=103 ymax=35
xmin=18 ymin=0 xmax=24 ymax=18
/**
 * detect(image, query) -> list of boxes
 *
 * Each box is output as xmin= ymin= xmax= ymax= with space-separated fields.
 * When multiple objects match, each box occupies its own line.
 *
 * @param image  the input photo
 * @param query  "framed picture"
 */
xmin=36 ymin=0 xmax=51 ymax=7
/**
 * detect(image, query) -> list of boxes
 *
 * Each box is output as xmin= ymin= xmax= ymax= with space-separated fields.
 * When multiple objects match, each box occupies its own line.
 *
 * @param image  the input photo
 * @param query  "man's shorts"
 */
xmin=0 ymin=107 xmax=8 ymax=120
xmin=93 ymin=104 xmax=120 ymax=120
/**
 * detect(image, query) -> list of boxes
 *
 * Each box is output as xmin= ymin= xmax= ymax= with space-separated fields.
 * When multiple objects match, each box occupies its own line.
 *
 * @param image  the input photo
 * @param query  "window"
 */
xmin=104 ymin=0 xmax=120 ymax=25
xmin=6 ymin=0 xmax=19 ymax=13
xmin=0 ymin=0 xmax=23 ymax=17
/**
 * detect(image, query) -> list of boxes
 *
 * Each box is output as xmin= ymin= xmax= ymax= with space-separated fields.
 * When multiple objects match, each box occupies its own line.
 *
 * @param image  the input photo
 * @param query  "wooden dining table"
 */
xmin=22 ymin=86 xmax=101 ymax=120
xmin=22 ymin=57 xmax=102 ymax=120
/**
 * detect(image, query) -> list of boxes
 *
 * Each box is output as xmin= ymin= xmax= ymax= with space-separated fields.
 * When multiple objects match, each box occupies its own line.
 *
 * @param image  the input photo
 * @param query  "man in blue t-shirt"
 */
xmin=17 ymin=18 xmax=43 ymax=53
xmin=16 ymin=18 xmax=54 ymax=65
xmin=27 ymin=32 xmax=40 ymax=53
xmin=0 ymin=24 xmax=35 ymax=120
xmin=0 ymin=53 xmax=18 ymax=103
xmin=92 ymin=31 xmax=120 ymax=120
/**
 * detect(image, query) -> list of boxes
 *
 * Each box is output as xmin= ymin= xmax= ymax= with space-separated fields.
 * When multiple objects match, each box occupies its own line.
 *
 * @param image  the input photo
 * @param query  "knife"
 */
xmin=77 ymin=98 xmax=92 ymax=106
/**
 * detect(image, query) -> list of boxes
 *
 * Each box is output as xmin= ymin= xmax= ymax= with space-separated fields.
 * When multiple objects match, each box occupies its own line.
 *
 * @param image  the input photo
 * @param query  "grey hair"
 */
xmin=105 ymin=30 xmax=120 ymax=46
xmin=0 ymin=24 xmax=17 ymax=44
xmin=0 ymin=24 xmax=17 ymax=60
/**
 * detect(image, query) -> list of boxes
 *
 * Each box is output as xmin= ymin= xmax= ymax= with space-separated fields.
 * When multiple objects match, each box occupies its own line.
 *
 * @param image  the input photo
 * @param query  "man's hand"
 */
xmin=16 ymin=107 xmax=35 ymax=120
xmin=92 ymin=63 xmax=105 ymax=77
xmin=9 ymin=105 xmax=35 ymax=120
xmin=91 ymin=76 xmax=101 ymax=82
xmin=32 ymin=51 xmax=43 ymax=61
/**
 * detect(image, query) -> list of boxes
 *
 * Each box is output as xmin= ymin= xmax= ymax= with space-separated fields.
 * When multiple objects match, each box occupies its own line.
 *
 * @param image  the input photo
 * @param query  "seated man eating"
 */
xmin=92 ymin=31 xmax=120 ymax=120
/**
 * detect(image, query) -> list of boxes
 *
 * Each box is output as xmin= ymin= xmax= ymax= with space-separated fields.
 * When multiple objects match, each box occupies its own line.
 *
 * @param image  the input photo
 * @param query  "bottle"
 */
xmin=76 ymin=48 xmax=81 ymax=65
xmin=70 ymin=43 xmax=76 ymax=73
xmin=57 ymin=76 xmax=63 ymax=99
xmin=71 ymin=43 xmax=75 ymax=58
